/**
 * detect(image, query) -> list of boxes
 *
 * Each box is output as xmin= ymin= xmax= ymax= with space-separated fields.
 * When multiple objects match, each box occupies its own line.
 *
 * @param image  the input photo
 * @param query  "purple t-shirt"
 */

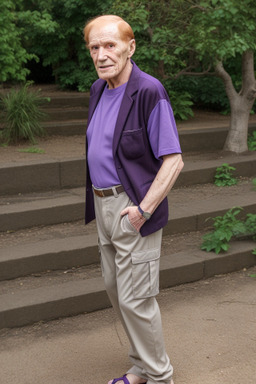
xmin=87 ymin=83 xmax=181 ymax=188
xmin=87 ymin=83 xmax=127 ymax=188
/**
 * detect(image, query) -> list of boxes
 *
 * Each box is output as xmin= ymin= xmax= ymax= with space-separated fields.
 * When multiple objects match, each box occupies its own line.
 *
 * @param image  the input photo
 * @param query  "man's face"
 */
xmin=88 ymin=23 xmax=135 ymax=88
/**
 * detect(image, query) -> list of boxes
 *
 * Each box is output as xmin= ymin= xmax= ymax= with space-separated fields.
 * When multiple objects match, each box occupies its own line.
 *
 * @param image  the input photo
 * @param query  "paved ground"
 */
xmin=0 ymin=266 xmax=255 ymax=384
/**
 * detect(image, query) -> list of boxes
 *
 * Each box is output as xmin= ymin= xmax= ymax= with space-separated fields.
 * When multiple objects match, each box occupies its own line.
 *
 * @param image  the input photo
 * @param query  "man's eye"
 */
xmin=91 ymin=46 xmax=98 ymax=51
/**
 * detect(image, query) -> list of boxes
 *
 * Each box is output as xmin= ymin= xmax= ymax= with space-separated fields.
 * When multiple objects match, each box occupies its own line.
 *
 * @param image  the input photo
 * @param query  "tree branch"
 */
xmin=173 ymin=64 xmax=215 ymax=79
xmin=189 ymin=5 xmax=207 ymax=12
xmin=214 ymin=60 xmax=238 ymax=102
xmin=246 ymin=87 xmax=256 ymax=102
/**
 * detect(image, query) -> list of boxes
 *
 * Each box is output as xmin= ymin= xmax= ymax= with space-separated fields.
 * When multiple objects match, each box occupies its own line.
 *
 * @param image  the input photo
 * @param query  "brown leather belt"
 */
xmin=93 ymin=185 xmax=124 ymax=198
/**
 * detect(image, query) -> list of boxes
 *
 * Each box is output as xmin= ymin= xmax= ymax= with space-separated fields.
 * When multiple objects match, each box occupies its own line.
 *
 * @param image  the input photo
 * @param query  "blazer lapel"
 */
xmin=112 ymin=62 xmax=141 ymax=154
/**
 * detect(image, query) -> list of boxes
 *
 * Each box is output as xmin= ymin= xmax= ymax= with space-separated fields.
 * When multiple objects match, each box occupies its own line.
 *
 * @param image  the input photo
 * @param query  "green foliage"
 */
xmin=0 ymin=83 xmax=48 ymax=144
xmin=109 ymin=0 xmax=194 ymax=120
xmin=0 ymin=0 xmax=34 ymax=83
xmin=171 ymin=76 xmax=229 ymax=112
xmin=162 ymin=82 xmax=194 ymax=120
xmin=201 ymin=207 xmax=256 ymax=254
xmin=2 ymin=0 xmax=256 ymax=126
xmin=252 ymin=179 xmax=256 ymax=190
xmin=184 ymin=0 xmax=256 ymax=63
xmin=110 ymin=0 xmax=256 ymax=121
xmin=15 ymin=0 xmax=112 ymax=90
xmin=248 ymin=131 xmax=256 ymax=151
xmin=214 ymin=163 xmax=238 ymax=186
xmin=169 ymin=91 xmax=194 ymax=121
xmin=244 ymin=214 xmax=256 ymax=240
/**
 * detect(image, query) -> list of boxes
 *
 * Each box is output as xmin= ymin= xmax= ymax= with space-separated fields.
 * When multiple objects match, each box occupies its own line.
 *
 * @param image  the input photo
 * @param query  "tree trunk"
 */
xmin=224 ymin=96 xmax=251 ymax=153
xmin=215 ymin=51 xmax=256 ymax=153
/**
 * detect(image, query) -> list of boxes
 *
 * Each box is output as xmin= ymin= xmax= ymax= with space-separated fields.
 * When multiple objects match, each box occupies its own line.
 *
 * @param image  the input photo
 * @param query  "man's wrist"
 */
xmin=137 ymin=205 xmax=151 ymax=220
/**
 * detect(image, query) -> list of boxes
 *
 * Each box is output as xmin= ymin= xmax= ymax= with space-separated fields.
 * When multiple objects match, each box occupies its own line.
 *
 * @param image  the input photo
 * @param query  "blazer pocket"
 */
xmin=120 ymin=128 xmax=145 ymax=159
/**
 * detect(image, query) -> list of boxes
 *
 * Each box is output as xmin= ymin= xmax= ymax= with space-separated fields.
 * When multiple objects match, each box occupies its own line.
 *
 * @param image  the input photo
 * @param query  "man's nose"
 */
xmin=98 ymin=46 xmax=107 ymax=61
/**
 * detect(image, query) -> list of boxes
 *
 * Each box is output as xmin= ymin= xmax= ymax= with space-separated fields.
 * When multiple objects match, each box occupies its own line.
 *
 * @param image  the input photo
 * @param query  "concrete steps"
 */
xmin=1 ymin=178 xmax=256 ymax=233
xmin=0 ymin=239 xmax=255 ymax=329
xmin=1 ymin=150 xmax=256 ymax=195
xmin=1 ymin=91 xmax=256 ymax=329
xmin=1 ymin=186 xmax=255 ymax=280
xmin=38 ymin=93 xmax=256 ymax=151
xmin=40 ymin=92 xmax=89 ymax=136
xmin=0 ymin=174 xmax=256 ymax=329
xmin=43 ymin=107 xmax=88 ymax=122
xmin=41 ymin=92 xmax=90 ymax=109
xmin=42 ymin=120 xmax=87 ymax=136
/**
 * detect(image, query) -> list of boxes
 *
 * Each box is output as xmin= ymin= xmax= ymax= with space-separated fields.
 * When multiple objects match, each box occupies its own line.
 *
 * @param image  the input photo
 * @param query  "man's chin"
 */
xmin=97 ymin=73 xmax=114 ymax=81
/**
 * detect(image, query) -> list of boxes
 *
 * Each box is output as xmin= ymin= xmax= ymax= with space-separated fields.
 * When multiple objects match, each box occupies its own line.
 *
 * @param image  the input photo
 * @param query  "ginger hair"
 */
xmin=83 ymin=15 xmax=135 ymax=46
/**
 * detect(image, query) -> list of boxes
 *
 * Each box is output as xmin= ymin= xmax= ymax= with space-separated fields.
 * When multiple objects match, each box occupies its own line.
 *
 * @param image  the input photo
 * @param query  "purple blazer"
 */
xmin=85 ymin=61 xmax=176 ymax=236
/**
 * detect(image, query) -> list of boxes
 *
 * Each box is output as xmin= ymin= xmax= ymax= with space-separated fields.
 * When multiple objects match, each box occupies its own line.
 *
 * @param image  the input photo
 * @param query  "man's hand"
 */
xmin=120 ymin=206 xmax=146 ymax=232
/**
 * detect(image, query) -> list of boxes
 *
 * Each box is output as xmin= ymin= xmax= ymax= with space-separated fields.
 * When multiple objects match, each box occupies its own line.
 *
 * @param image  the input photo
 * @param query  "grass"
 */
xmin=18 ymin=147 xmax=45 ymax=154
xmin=0 ymin=82 xmax=49 ymax=144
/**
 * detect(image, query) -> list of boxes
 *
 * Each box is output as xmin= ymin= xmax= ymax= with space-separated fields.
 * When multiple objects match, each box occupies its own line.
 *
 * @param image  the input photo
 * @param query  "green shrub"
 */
xmin=0 ymin=83 xmax=49 ymax=144
xmin=171 ymin=75 xmax=229 ymax=112
xmin=0 ymin=0 xmax=33 ymax=83
xmin=201 ymin=207 xmax=256 ymax=254
xmin=248 ymin=131 xmax=256 ymax=151
xmin=165 ymin=89 xmax=194 ymax=121
xmin=244 ymin=214 xmax=256 ymax=240
xmin=214 ymin=163 xmax=238 ymax=187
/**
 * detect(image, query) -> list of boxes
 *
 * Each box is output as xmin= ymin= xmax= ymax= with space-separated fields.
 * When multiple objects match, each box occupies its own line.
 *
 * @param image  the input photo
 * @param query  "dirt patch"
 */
xmin=0 ymin=135 xmax=86 ymax=163
xmin=0 ymin=266 xmax=256 ymax=384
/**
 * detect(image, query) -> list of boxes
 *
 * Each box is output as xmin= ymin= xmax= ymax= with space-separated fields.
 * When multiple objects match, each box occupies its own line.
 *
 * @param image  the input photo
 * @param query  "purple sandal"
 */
xmin=111 ymin=374 xmax=130 ymax=384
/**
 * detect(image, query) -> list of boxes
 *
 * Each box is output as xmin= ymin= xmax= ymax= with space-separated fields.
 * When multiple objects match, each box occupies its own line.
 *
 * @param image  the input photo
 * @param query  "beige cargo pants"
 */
xmin=94 ymin=190 xmax=173 ymax=384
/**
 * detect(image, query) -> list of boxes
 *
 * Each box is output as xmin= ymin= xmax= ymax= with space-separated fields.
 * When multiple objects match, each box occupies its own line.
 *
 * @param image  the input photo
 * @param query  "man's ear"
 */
xmin=128 ymin=39 xmax=136 ymax=58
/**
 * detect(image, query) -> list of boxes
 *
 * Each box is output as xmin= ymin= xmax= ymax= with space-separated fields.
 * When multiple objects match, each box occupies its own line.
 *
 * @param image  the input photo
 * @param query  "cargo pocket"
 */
xmin=131 ymin=248 xmax=160 ymax=299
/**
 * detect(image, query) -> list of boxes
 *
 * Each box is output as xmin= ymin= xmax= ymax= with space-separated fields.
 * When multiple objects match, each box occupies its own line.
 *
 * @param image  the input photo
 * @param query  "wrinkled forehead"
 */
xmin=88 ymin=22 xmax=122 ymax=45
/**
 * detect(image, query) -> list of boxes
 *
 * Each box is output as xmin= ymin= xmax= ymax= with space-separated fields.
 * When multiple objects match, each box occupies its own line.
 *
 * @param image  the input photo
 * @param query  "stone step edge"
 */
xmin=0 ymin=241 xmax=255 ymax=330
xmin=0 ymin=233 xmax=98 ymax=281
xmin=1 ymin=150 xmax=256 ymax=196
xmin=1 ymin=192 xmax=256 ymax=281
xmin=0 ymin=183 xmax=255 ymax=232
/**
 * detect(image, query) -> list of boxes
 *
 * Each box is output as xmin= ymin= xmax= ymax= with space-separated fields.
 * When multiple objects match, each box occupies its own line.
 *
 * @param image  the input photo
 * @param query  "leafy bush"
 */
xmin=248 ymin=131 xmax=256 ymax=151
xmin=15 ymin=0 xmax=112 ymax=90
xmin=214 ymin=163 xmax=238 ymax=187
xmin=170 ymin=91 xmax=194 ymax=121
xmin=0 ymin=0 xmax=33 ymax=83
xmin=244 ymin=214 xmax=256 ymax=240
xmin=201 ymin=207 xmax=256 ymax=254
xmin=0 ymin=83 xmax=49 ymax=144
xmin=172 ymin=76 xmax=229 ymax=112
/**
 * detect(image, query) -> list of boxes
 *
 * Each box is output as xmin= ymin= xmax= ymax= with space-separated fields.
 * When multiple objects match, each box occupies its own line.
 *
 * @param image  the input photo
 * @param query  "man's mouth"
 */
xmin=98 ymin=65 xmax=113 ymax=69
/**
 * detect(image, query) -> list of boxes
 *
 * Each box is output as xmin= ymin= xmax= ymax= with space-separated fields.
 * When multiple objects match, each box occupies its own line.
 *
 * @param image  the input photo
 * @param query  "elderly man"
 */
xmin=83 ymin=15 xmax=184 ymax=384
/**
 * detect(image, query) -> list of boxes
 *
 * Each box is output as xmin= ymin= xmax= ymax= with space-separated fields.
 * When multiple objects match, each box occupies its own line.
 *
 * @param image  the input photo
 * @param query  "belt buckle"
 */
xmin=112 ymin=186 xmax=119 ymax=198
